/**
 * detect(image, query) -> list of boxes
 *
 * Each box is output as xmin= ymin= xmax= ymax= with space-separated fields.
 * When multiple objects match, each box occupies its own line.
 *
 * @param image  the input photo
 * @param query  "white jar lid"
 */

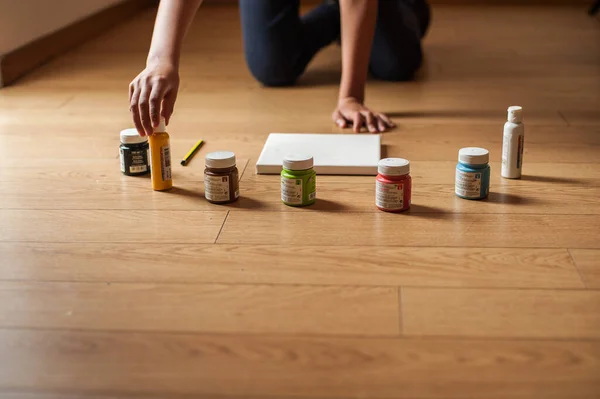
xmin=283 ymin=154 xmax=313 ymax=171
xmin=205 ymin=151 xmax=236 ymax=169
xmin=378 ymin=158 xmax=410 ymax=176
xmin=458 ymin=147 xmax=489 ymax=165
xmin=120 ymin=128 xmax=147 ymax=145
xmin=507 ymin=106 xmax=523 ymax=123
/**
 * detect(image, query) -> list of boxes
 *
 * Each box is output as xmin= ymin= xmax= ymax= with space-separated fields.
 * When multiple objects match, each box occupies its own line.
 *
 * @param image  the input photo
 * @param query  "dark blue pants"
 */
xmin=239 ymin=0 xmax=430 ymax=87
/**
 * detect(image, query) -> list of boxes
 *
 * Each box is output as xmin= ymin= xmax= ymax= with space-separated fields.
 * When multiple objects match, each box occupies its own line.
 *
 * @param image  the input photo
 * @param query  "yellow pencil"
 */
xmin=180 ymin=140 xmax=204 ymax=166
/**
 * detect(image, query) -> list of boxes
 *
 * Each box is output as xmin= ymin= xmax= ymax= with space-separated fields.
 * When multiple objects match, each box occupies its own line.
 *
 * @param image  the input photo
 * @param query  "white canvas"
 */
xmin=255 ymin=133 xmax=381 ymax=175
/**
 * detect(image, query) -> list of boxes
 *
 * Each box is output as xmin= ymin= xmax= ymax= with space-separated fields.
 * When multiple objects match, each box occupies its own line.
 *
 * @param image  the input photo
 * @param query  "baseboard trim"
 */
xmin=0 ymin=0 xmax=156 ymax=88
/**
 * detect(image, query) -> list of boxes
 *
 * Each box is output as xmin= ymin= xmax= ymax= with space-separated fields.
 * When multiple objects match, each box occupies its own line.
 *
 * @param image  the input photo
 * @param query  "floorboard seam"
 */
xmin=398 ymin=287 xmax=404 ymax=336
xmin=0 ymin=279 xmax=595 ymax=291
xmin=214 ymin=210 xmax=230 ymax=244
xmin=567 ymin=248 xmax=589 ymax=289
xmin=238 ymin=158 xmax=251 ymax=181
xmin=3 ymin=241 xmax=600 ymax=250
xmin=557 ymin=110 xmax=571 ymax=126
xmin=1 ymin=325 xmax=599 ymax=342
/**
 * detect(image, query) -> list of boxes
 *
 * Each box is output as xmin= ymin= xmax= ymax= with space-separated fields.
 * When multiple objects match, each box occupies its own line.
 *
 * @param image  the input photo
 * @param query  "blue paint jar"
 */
xmin=455 ymin=147 xmax=490 ymax=200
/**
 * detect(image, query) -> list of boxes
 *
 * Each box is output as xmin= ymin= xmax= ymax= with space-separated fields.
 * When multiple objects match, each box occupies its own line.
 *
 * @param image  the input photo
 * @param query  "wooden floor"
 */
xmin=1 ymin=3 xmax=599 ymax=398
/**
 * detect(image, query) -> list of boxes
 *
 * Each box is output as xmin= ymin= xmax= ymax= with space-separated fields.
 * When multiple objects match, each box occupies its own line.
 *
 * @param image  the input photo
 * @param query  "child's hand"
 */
xmin=332 ymin=97 xmax=395 ymax=133
xmin=129 ymin=61 xmax=180 ymax=136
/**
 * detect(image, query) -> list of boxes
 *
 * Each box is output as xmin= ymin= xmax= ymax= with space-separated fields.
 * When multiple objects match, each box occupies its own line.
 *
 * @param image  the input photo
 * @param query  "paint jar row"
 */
xmin=205 ymin=148 xmax=491 ymax=211
xmin=376 ymin=147 xmax=491 ymax=212
xmin=119 ymin=132 xmax=490 ymax=210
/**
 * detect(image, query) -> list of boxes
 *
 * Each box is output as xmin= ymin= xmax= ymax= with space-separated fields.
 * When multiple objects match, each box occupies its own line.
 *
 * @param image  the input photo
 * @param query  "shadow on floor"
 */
xmin=170 ymin=188 xmax=273 ymax=210
xmin=296 ymin=198 xmax=350 ymax=212
xmin=227 ymin=196 xmax=271 ymax=210
xmin=485 ymin=192 xmax=539 ymax=205
xmin=381 ymin=144 xmax=389 ymax=158
xmin=295 ymin=67 xmax=341 ymax=87
xmin=168 ymin=187 xmax=205 ymax=201
xmin=227 ymin=197 xmax=349 ymax=212
xmin=520 ymin=175 xmax=587 ymax=185
xmin=402 ymin=204 xmax=452 ymax=218
xmin=385 ymin=109 xmax=503 ymax=119
xmin=124 ymin=172 xmax=150 ymax=179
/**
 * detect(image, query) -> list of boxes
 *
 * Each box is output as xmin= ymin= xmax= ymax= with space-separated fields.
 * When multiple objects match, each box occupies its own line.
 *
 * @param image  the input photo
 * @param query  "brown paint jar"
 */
xmin=204 ymin=151 xmax=239 ymax=204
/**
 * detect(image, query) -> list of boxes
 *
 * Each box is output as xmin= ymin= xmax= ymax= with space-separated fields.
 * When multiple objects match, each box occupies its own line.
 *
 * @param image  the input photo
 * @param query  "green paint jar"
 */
xmin=281 ymin=155 xmax=316 ymax=207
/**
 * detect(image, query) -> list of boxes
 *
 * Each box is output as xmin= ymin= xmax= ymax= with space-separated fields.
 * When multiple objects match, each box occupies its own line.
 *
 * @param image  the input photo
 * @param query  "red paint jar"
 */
xmin=376 ymin=158 xmax=411 ymax=212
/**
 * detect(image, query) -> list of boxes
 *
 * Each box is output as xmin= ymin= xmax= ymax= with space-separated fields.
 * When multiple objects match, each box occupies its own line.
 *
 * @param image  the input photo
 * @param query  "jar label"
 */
xmin=119 ymin=148 xmax=125 ymax=173
xmin=130 ymin=164 xmax=148 ymax=174
xmin=281 ymin=177 xmax=303 ymax=205
xmin=160 ymin=145 xmax=172 ymax=181
xmin=130 ymin=149 xmax=148 ymax=174
xmin=205 ymin=175 xmax=230 ymax=202
xmin=376 ymin=181 xmax=404 ymax=210
xmin=308 ymin=176 xmax=316 ymax=201
xmin=121 ymin=146 xmax=149 ymax=175
xmin=455 ymin=170 xmax=482 ymax=198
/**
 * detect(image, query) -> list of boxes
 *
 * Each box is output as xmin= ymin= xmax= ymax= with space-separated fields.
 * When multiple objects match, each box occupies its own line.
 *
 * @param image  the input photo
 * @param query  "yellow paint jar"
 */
xmin=148 ymin=118 xmax=173 ymax=191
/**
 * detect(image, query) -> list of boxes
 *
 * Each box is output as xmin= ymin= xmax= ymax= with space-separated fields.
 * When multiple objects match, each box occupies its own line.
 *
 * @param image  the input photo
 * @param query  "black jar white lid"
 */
xmin=120 ymin=128 xmax=147 ymax=145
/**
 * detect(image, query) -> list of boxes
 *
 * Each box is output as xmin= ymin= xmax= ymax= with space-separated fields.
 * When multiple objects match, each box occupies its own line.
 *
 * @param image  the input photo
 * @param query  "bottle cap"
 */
xmin=458 ymin=147 xmax=489 ymax=165
xmin=205 ymin=151 xmax=236 ymax=169
xmin=283 ymin=154 xmax=314 ymax=171
xmin=507 ymin=106 xmax=523 ymax=123
xmin=120 ymin=128 xmax=147 ymax=144
xmin=378 ymin=158 xmax=410 ymax=176
xmin=153 ymin=117 xmax=167 ymax=133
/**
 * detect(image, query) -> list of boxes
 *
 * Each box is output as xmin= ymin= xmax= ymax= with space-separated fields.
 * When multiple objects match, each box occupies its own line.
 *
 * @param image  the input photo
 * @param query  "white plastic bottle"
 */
xmin=501 ymin=106 xmax=525 ymax=179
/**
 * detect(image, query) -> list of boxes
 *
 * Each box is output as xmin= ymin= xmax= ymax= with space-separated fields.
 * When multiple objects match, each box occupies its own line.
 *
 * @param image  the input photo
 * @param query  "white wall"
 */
xmin=0 ymin=0 xmax=126 ymax=55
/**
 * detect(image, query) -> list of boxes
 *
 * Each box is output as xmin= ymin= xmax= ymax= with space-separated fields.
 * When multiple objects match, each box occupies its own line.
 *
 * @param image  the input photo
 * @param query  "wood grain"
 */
xmin=2 ymin=159 xmax=599 ymax=186
xmin=2 ymin=124 xmax=599 ymax=163
xmin=0 ymin=157 xmax=251 ymax=182
xmin=0 ymin=281 xmax=399 ymax=335
xmin=403 ymin=288 xmax=600 ymax=338
xmin=0 ymin=243 xmax=584 ymax=289
xmin=381 ymin=125 xmax=600 ymax=163
xmin=570 ymin=249 xmax=600 ymax=289
xmin=218 ymin=212 xmax=600 ymax=249
xmin=0 ymin=329 xmax=599 ymax=399
xmin=0 ymin=210 xmax=226 ymax=243
xmin=241 ymin=161 xmax=600 ymax=184
xmin=2 ymin=180 xmax=600 ymax=215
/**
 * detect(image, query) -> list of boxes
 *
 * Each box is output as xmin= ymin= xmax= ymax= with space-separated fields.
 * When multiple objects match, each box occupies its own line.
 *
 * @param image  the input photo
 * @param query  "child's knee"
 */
xmin=245 ymin=54 xmax=299 ymax=87
xmin=370 ymin=51 xmax=422 ymax=82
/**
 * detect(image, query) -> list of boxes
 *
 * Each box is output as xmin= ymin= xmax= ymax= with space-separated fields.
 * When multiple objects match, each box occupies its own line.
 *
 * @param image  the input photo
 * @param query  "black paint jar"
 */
xmin=120 ymin=128 xmax=150 ymax=176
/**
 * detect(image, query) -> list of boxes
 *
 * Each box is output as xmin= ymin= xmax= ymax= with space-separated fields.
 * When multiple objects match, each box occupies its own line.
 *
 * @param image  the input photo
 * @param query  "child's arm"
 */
xmin=129 ymin=0 xmax=204 ymax=136
xmin=333 ymin=0 xmax=395 ymax=133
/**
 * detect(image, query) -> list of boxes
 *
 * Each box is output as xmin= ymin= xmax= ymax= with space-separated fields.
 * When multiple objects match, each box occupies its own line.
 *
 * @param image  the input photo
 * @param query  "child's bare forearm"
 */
xmin=333 ymin=0 xmax=394 ymax=133
xmin=338 ymin=0 xmax=378 ymax=103
xmin=130 ymin=0 xmax=203 ymax=135
xmin=147 ymin=0 xmax=204 ymax=67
